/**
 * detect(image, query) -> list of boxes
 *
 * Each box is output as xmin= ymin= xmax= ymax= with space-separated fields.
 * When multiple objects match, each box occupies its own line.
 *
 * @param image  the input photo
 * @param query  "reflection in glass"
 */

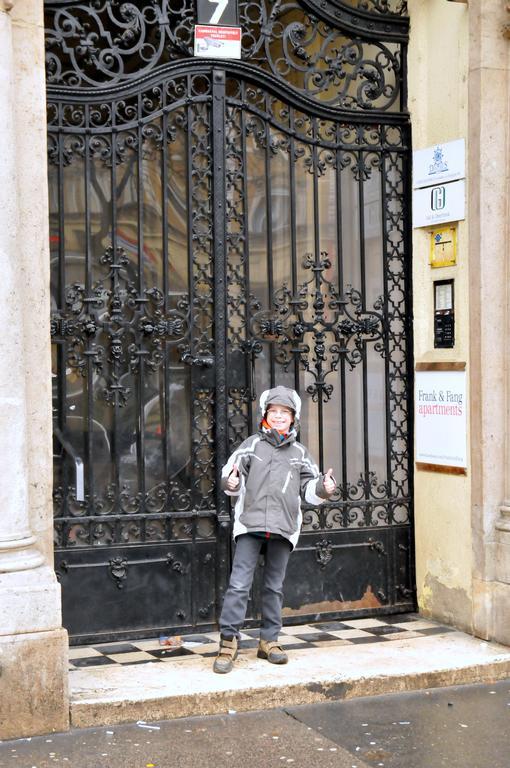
xmin=298 ymin=364 xmax=320 ymax=462
xmin=50 ymin=73 xmax=408 ymax=546
xmin=90 ymin=150 xmax=113 ymax=286
xmin=142 ymin=126 xmax=164 ymax=293
xmin=167 ymin=343 xmax=191 ymax=494
xmin=318 ymin=161 xmax=338 ymax=285
xmin=168 ymin=114 xmax=189 ymax=295
xmin=270 ymin=130 xmax=292 ymax=291
xmin=344 ymin=358 xmax=365 ymax=483
xmin=321 ymin=368 xmax=343 ymax=489
xmin=294 ymin=146 xmax=315 ymax=285
xmin=115 ymin=139 xmax=138 ymax=283
xmin=341 ymin=164 xmax=361 ymax=292
xmin=246 ymin=129 xmax=269 ymax=312
xmin=50 ymin=107 xmax=198 ymax=533
xmin=366 ymin=342 xmax=387 ymax=483
xmin=363 ymin=169 xmax=384 ymax=309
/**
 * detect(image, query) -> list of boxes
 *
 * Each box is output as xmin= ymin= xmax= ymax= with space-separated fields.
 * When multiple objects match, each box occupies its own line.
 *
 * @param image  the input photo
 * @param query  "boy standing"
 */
xmin=213 ymin=385 xmax=336 ymax=673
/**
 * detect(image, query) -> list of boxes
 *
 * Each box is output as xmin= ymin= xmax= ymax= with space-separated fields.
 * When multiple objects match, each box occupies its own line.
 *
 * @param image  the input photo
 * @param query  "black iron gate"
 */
xmin=45 ymin=0 xmax=414 ymax=643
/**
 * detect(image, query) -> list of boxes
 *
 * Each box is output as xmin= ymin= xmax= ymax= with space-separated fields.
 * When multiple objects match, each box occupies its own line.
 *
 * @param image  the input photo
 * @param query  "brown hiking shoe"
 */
xmin=212 ymin=636 xmax=238 ymax=674
xmin=257 ymin=639 xmax=288 ymax=665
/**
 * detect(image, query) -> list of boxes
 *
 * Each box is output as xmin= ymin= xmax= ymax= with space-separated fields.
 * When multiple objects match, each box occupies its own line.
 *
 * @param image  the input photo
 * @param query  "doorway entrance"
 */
xmin=46 ymin=0 xmax=414 ymax=643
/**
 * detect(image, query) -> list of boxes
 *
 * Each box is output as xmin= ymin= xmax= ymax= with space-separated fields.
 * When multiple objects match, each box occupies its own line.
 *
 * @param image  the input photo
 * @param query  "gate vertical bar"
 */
xmin=56 ymin=128 xmax=68 ymax=518
xmin=264 ymin=104 xmax=275 ymax=387
xmin=212 ymin=68 xmax=230 ymax=616
xmin=335 ymin=131 xmax=347 ymax=501
xmin=136 ymin=98 xmax=147 ymax=526
xmin=288 ymin=112 xmax=299 ymax=396
xmin=381 ymin=145 xmax=396 ymax=605
xmin=84 ymin=109 xmax=94 ymax=511
xmin=311 ymin=118 xmax=324 ymax=469
xmin=240 ymin=102 xmax=254 ymax=433
xmin=403 ymin=125 xmax=416 ymax=603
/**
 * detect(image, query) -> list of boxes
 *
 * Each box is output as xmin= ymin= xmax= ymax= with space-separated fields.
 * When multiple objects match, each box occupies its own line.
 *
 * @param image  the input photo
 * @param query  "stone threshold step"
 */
xmin=69 ymin=630 xmax=510 ymax=729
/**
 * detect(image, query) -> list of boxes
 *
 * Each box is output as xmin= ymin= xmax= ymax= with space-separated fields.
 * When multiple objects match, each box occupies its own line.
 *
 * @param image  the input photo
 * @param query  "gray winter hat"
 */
xmin=259 ymin=386 xmax=302 ymax=421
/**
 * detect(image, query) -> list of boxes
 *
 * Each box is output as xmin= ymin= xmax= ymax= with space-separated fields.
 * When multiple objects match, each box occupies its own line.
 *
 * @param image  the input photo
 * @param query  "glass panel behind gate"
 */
xmin=46 ymin=0 xmax=412 ymax=638
xmin=49 ymin=76 xmax=219 ymax=640
xmin=225 ymin=78 xmax=413 ymax=619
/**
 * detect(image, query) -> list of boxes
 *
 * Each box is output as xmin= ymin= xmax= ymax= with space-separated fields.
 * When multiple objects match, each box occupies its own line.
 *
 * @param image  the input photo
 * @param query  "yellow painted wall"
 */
xmin=407 ymin=0 xmax=473 ymax=630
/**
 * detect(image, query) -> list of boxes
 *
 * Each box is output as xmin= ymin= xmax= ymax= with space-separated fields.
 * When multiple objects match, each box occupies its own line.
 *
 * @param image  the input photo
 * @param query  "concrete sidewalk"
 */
xmin=68 ymin=615 xmax=510 ymax=729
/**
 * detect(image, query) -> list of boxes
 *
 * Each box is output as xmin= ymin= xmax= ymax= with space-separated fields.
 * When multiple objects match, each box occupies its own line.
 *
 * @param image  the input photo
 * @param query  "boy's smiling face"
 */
xmin=265 ymin=404 xmax=294 ymax=433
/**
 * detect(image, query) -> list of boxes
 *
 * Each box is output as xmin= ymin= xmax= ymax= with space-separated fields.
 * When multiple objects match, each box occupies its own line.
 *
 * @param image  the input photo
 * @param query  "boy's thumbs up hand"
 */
xmin=226 ymin=464 xmax=240 ymax=490
xmin=323 ymin=467 xmax=336 ymax=495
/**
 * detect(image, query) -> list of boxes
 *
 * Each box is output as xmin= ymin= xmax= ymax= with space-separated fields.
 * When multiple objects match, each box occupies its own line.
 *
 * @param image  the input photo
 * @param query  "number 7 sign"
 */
xmin=197 ymin=0 xmax=238 ymax=26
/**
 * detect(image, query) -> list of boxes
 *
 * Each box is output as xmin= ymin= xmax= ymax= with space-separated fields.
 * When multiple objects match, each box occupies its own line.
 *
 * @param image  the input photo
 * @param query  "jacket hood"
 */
xmin=259 ymin=386 xmax=302 ymax=430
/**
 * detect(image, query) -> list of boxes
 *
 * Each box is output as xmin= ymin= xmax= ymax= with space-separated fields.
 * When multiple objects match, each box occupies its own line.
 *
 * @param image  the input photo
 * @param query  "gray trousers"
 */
xmin=219 ymin=533 xmax=292 ymax=642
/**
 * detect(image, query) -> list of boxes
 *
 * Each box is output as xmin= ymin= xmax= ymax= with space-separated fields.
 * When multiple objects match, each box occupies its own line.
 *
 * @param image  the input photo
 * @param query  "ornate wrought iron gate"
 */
xmin=46 ymin=0 xmax=414 ymax=643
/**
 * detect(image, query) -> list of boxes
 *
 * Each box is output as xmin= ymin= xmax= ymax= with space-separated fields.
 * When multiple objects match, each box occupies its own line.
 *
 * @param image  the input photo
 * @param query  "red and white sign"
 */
xmin=194 ymin=25 xmax=242 ymax=59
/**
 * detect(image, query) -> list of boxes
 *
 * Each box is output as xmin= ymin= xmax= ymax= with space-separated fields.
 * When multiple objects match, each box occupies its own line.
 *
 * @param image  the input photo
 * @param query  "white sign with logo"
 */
xmin=194 ymin=25 xmax=241 ymax=59
xmin=413 ymin=139 xmax=465 ymax=189
xmin=415 ymin=369 xmax=467 ymax=469
xmin=413 ymin=179 xmax=465 ymax=228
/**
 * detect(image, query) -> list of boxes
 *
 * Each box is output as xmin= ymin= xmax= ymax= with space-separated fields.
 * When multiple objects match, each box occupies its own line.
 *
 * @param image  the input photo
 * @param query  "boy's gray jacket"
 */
xmin=221 ymin=390 xmax=330 ymax=549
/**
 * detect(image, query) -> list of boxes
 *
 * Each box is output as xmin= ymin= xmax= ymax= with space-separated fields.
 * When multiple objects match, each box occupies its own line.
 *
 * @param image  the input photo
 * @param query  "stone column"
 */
xmin=0 ymin=0 xmax=44 ymax=572
xmin=0 ymin=0 xmax=69 ymax=739
xmin=469 ymin=0 xmax=510 ymax=645
xmin=494 ymin=12 xmax=510 ymax=638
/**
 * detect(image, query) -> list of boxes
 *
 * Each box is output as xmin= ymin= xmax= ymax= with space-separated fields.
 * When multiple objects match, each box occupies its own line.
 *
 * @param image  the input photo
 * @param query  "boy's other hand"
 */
xmin=323 ymin=468 xmax=336 ymax=495
xmin=226 ymin=464 xmax=240 ymax=490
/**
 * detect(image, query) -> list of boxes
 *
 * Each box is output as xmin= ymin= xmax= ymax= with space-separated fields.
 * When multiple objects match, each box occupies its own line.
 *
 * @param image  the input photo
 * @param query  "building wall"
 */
xmin=468 ymin=0 xmax=510 ymax=643
xmin=408 ymin=0 xmax=472 ymax=631
xmin=408 ymin=0 xmax=510 ymax=644
xmin=0 ymin=0 xmax=69 ymax=740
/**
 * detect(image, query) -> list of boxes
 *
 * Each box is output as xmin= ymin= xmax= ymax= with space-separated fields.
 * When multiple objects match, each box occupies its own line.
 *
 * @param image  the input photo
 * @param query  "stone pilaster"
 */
xmin=495 ymin=506 xmax=510 ymax=582
xmin=469 ymin=0 xmax=510 ymax=645
xmin=493 ymin=500 xmax=510 ymax=640
xmin=0 ymin=0 xmax=69 ymax=739
xmin=493 ymin=145 xmax=510 ymax=639
xmin=0 ymin=0 xmax=43 ymax=576
xmin=491 ymin=1 xmax=510 ymax=647
xmin=491 ymin=5 xmax=510 ymax=645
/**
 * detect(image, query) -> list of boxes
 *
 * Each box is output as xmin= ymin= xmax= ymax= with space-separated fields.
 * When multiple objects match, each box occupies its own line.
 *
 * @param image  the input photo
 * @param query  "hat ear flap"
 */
xmin=259 ymin=389 xmax=270 ymax=416
xmin=292 ymin=391 xmax=302 ymax=421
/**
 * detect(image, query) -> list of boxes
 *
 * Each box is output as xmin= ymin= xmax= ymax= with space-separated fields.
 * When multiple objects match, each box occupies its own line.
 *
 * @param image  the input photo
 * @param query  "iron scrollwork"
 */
xmin=46 ymin=0 xmax=413 ymax=639
xmin=242 ymin=2 xmax=404 ymax=111
xmin=179 ymin=348 xmax=214 ymax=367
xmin=51 ymin=245 xmax=191 ymax=408
xmin=198 ymin=601 xmax=214 ymax=618
xmin=368 ymin=538 xmax=387 ymax=555
xmin=49 ymin=90 xmax=217 ymax=533
xmin=315 ymin=539 xmax=334 ymax=569
xmin=55 ymin=560 xmax=69 ymax=583
xmin=166 ymin=553 xmax=185 ymax=574
xmin=109 ymin=556 xmax=128 ymax=589
xmin=45 ymin=1 xmax=407 ymax=113
xmin=224 ymin=75 xmax=410 ymax=534
xmin=250 ymin=251 xmax=385 ymax=403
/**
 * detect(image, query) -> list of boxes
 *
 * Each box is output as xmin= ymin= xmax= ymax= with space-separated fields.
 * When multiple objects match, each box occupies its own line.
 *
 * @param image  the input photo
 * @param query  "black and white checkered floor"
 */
xmin=68 ymin=614 xmax=456 ymax=669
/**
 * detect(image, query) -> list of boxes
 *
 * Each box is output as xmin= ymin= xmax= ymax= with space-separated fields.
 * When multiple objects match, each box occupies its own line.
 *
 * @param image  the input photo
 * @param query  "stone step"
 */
xmin=69 ymin=622 xmax=510 ymax=729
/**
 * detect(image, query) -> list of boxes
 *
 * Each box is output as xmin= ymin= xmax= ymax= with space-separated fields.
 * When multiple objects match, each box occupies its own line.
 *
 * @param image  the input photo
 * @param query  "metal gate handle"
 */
xmin=179 ymin=349 xmax=214 ymax=367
